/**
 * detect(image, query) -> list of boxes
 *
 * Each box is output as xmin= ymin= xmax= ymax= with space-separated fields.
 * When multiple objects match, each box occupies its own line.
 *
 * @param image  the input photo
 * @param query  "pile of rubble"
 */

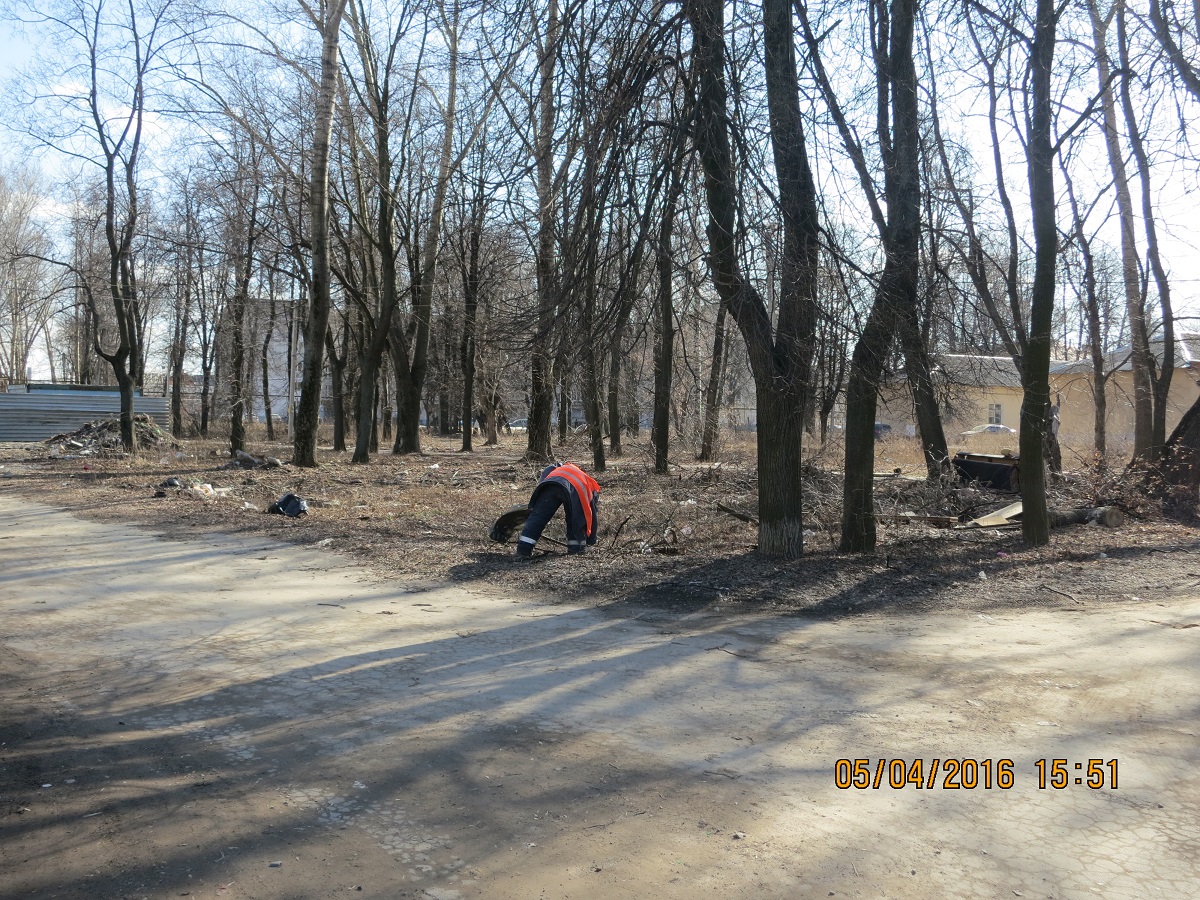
xmin=46 ymin=415 xmax=171 ymax=456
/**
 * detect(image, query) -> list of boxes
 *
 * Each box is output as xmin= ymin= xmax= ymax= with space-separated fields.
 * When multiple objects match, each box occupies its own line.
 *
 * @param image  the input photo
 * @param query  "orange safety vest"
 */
xmin=544 ymin=463 xmax=600 ymax=536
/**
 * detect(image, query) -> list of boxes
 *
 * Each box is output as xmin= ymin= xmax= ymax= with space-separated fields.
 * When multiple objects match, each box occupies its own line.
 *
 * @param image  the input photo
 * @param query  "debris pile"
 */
xmin=228 ymin=449 xmax=284 ymax=469
xmin=47 ymin=415 xmax=170 ymax=456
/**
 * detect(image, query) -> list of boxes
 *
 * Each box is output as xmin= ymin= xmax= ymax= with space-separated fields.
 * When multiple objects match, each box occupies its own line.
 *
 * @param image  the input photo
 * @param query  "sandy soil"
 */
xmin=2 ymin=489 xmax=1199 ymax=900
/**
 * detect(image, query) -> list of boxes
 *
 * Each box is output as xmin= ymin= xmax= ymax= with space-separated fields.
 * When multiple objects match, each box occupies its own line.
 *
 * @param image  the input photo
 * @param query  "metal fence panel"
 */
xmin=0 ymin=392 xmax=170 ymax=442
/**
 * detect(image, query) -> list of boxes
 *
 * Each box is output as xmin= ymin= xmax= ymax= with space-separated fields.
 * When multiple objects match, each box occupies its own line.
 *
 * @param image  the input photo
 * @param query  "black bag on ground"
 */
xmin=268 ymin=493 xmax=308 ymax=517
xmin=490 ymin=505 xmax=531 ymax=542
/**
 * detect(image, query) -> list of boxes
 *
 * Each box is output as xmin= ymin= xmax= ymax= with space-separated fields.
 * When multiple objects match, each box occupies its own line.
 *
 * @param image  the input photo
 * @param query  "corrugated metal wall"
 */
xmin=0 ymin=392 xmax=170 ymax=442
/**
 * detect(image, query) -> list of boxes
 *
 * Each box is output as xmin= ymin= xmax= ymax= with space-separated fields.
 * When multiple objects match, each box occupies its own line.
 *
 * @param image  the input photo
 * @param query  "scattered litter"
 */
xmin=1096 ymin=552 xmax=1108 ymax=559
xmin=160 ymin=477 xmax=183 ymax=488
xmin=977 ymin=571 xmax=987 ymax=580
xmin=41 ymin=783 xmax=52 ymax=788
xmin=186 ymin=483 xmax=231 ymax=500
xmin=241 ymin=501 xmax=259 ymax=511
xmin=317 ymin=538 xmax=333 ymax=547
xmin=268 ymin=861 xmax=282 ymax=868
xmin=353 ymin=781 xmax=367 ymax=789
xmin=733 ymin=831 xmax=747 ymax=840
xmin=65 ymin=778 xmax=75 ymax=784
xmin=267 ymin=493 xmax=308 ymax=517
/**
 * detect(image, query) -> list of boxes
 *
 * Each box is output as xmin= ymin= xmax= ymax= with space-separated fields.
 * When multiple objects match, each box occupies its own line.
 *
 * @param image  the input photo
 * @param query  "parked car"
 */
xmin=506 ymin=418 xmax=528 ymax=434
xmin=960 ymin=423 xmax=1016 ymax=437
xmin=874 ymin=422 xmax=892 ymax=439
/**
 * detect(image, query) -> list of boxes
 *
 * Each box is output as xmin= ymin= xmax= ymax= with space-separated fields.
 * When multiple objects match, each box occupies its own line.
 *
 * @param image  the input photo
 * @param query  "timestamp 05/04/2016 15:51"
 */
xmin=833 ymin=758 xmax=1119 ymax=791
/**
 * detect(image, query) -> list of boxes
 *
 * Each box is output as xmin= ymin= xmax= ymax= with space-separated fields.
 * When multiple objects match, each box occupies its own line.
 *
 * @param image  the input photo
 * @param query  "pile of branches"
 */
xmin=46 ymin=415 xmax=171 ymax=455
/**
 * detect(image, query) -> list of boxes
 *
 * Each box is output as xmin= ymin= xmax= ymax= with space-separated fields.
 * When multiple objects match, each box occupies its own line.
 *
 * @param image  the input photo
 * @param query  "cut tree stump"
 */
xmin=1049 ymin=506 xmax=1124 ymax=529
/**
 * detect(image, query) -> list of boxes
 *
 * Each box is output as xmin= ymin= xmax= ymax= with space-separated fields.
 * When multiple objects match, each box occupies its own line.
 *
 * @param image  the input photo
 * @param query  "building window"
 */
xmin=988 ymin=403 xmax=1003 ymax=425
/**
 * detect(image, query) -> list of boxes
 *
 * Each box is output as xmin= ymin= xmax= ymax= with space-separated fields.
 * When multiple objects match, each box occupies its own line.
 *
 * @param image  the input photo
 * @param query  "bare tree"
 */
xmin=14 ymin=0 xmax=184 ymax=450
xmin=684 ymin=0 xmax=821 ymax=557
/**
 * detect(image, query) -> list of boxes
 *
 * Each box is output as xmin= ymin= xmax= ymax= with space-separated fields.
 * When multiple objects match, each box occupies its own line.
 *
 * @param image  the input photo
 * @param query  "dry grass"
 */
xmin=2 ymin=426 xmax=1196 ymax=619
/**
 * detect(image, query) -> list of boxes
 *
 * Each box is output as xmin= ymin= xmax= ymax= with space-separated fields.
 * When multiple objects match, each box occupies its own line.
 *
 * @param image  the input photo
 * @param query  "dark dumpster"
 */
xmin=953 ymin=451 xmax=1020 ymax=492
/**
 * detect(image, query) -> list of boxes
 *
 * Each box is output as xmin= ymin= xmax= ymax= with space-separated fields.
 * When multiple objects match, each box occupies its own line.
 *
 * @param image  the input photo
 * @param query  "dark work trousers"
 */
xmin=516 ymin=483 xmax=571 ymax=556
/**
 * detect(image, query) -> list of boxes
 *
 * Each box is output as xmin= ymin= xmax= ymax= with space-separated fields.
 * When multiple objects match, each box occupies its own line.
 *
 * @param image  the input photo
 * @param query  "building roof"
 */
xmin=1049 ymin=332 xmax=1200 ymax=376
xmin=932 ymin=355 xmax=1025 ymax=389
xmin=918 ymin=354 xmax=1073 ymax=389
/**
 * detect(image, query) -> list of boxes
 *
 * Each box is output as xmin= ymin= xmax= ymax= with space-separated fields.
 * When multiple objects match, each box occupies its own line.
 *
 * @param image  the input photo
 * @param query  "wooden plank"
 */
xmin=966 ymin=500 xmax=1024 ymax=528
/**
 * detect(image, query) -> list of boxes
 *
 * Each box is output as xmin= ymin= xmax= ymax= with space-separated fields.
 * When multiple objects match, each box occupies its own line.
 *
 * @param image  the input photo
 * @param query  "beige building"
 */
xmin=1049 ymin=334 xmax=1200 ymax=454
xmin=877 ymin=354 xmax=1033 ymax=441
xmin=876 ymin=337 xmax=1200 ymax=457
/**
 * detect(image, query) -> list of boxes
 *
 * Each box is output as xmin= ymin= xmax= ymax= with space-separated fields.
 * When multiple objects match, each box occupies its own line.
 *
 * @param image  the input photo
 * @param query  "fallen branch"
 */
xmin=715 ymin=502 xmax=758 ymax=526
xmin=877 ymin=513 xmax=959 ymax=528
xmin=1039 ymin=584 xmax=1080 ymax=603
xmin=610 ymin=514 xmax=632 ymax=547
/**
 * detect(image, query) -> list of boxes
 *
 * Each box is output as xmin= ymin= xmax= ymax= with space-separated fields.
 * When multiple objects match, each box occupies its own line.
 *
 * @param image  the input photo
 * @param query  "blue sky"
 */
xmin=0 ymin=16 xmax=33 ymax=84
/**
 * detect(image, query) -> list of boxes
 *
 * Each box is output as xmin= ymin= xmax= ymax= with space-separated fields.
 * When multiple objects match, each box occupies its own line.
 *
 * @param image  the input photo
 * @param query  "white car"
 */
xmin=960 ymin=423 xmax=1016 ymax=437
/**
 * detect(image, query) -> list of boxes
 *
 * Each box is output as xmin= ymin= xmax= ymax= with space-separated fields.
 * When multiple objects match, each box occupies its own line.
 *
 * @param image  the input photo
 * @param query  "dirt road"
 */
xmin=2 ymin=494 xmax=1198 ymax=899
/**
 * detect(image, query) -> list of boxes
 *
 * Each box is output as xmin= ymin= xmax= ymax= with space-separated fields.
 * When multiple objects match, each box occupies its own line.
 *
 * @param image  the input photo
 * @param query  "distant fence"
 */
xmin=0 ymin=386 xmax=170 ymax=442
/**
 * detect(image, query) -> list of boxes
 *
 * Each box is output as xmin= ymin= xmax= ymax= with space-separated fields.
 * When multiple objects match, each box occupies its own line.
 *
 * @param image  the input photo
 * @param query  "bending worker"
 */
xmin=517 ymin=462 xmax=601 ymax=557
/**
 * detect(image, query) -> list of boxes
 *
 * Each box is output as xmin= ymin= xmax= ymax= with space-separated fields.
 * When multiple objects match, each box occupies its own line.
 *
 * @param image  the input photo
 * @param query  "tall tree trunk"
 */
xmin=1088 ymin=0 xmax=1154 ymax=462
xmin=293 ymin=0 xmax=349 ymax=467
xmin=325 ymin=326 xmax=347 ymax=452
xmin=1018 ymin=0 xmax=1060 ymax=546
xmin=606 ymin=317 xmax=627 ymax=457
xmin=170 ymin=263 xmax=192 ymax=440
xmin=581 ymin=282 xmax=606 ymax=471
xmin=459 ymin=192 xmax=482 ymax=453
xmin=1062 ymin=170 xmax=1108 ymax=465
xmin=391 ymin=0 xmax=461 ymax=454
xmin=652 ymin=162 xmax=682 ymax=474
xmin=526 ymin=0 xmax=559 ymax=463
xmin=351 ymin=116 xmax=400 ymax=462
xmin=841 ymin=0 xmax=923 ymax=551
xmin=228 ymin=174 xmax=260 ymax=457
xmin=261 ymin=277 xmax=277 ymax=442
xmin=1117 ymin=0 xmax=1174 ymax=458
xmin=698 ymin=301 xmax=727 ymax=462
xmin=840 ymin=304 xmax=898 ymax=552
xmin=685 ymin=0 xmax=819 ymax=557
